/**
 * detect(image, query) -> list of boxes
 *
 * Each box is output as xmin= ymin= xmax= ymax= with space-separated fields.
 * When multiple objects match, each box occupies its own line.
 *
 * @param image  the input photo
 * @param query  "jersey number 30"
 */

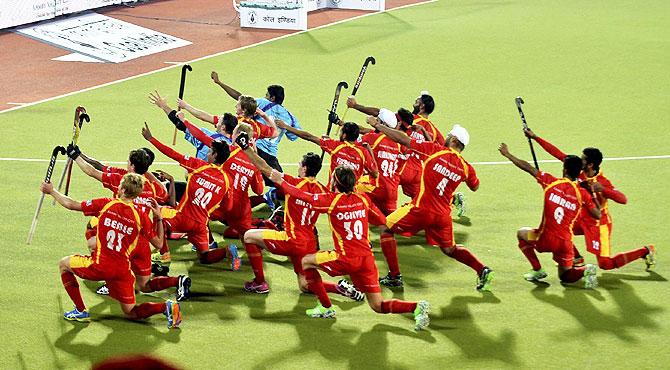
xmin=344 ymin=220 xmax=364 ymax=240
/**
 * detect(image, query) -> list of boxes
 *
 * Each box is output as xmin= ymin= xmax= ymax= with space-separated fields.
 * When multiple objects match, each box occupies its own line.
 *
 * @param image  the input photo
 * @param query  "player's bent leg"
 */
xmin=517 ymin=229 xmax=542 ymax=273
xmin=60 ymin=255 xmax=89 ymax=321
xmin=440 ymin=244 xmax=491 ymax=290
xmin=243 ymin=229 xmax=267 ymax=290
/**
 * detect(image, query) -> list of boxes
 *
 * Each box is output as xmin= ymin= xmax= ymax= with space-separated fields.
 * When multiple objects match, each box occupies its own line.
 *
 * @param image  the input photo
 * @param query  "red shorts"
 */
xmin=574 ymin=222 xmax=612 ymax=257
xmin=211 ymin=195 xmax=253 ymax=236
xmin=315 ymin=251 xmax=381 ymax=293
xmin=69 ymin=255 xmax=136 ymax=304
xmin=262 ymin=230 xmax=317 ymax=274
xmin=386 ymin=204 xmax=453 ymax=248
xmin=399 ymin=161 xmax=421 ymax=199
xmin=161 ymin=208 xmax=209 ymax=252
xmin=368 ymin=187 xmax=398 ymax=216
xmin=527 ymin=229 xmax=574 ymax=268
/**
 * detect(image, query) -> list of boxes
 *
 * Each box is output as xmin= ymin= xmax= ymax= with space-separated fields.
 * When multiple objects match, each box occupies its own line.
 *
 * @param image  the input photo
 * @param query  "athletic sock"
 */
xmin=244 ymin=243 xmax=265 ymax=283
xmin=304 ymin=269 xmax=332 ymax=308
xmin=381 ymin=233 xmax=401 ymax=276
xmin=447 ymin=246 xmax=485 ymax=273
xmin=199 ymin=248 xmax=227 ymax=264
xmin=560 ymin=266 xmax=585 ymax=283
xmin=381 ymin=299 xmax=417 ymax=314
xmin=131 ymin=302 xmax=167 ymax=319
xmin=147 ymin=276 xmax=179 ymax=292
xmin=599 ymin=247 xmax=648 ymax=270
xmin=323 ymin=281 xmax=340 ymax=294
xmin=61 ymin=272 xmax=86 ymax=312
xmin=519 ymin=240 xmax=542 ymax=271
xmin=223 ymin=227 xmax=240 ymax=239
xmin=159 ymin=221 xmax=170 ymax=254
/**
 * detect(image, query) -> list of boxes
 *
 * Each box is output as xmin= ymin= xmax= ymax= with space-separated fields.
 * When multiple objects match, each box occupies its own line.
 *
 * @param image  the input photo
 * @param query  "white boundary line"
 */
xmin=0 ymin=0 xmax=438 ymax=114
xmin=1 ymin=155 xmax=668 ymax=167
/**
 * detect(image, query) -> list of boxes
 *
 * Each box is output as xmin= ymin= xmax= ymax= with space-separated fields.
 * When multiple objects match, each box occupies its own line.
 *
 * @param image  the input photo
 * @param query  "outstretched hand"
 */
xmin=142 ymin=122 xmax=153 ymax=141
xmin=498 ymin=143 xmax=510 ymax=157
xmin=149 ymin=91 xmax=170 ymax=111
xmin=211 ymin=71 xmax=220 ymax=83
xmin=155 ymin=169 xmax=173 ymax=182
xmin=346 ymin=96 xmax=357 ymax=108
xmin=523 ymin=128 xmax=537 ymax=139
xmin=269 ymin=169 xmax=283 ymax=185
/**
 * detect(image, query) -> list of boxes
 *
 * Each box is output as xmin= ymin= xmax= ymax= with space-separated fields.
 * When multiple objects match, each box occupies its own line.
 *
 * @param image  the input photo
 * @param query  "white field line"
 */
xmin=0 ymin=0 xmax=438 ymax=114
xmin=1 ymin=155 xmax=668 ymax=167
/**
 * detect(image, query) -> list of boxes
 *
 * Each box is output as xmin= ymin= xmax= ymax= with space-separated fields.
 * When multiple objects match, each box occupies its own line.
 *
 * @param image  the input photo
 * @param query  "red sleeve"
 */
xmin=319 ymin=137 xmax=339 ymax=154
xmin=150 ymin=179 xmax=169 ymax=203
xmin=579 ymin=188 xmax=597 ymax=211
xmin=101 ymin=172 xmax=122 ymax=193
xmin=211 ymin=115 xmax=220 ymax=128
xmin=409 ymin=139 xmax=440 ymax=156
xmin=535 ymin=171 xmax=557 ymax=189
xmin=360 ymin=133 xmax=376 ymax=145
xmin=534 ymin=136 xmax=567 ymax=161
xmin=279 ymin=180 xmax=334 ymax=211
xmin=465 ymin=162 xmax=479 ymax=190
xmin=139 ymin=212 xmax=156 ymax=241
xmin=251 ymin=172 xmax=264 ymax=195
xmin=363 ymin=194 xmax=387 ymax=226
xmin=599 ymin=177 xmax=627 ymax=204
xmin=80 ymin=198 xmax=113 ymax=216
xmin=183 ymin=119 xmax=213 ymax=147
xmin=149 ymin=137 xmax=206 ymax=172
xmin=363 ymin=146 xmax=377 ymax=173
xmin=255 ymin=121 xmax=275 ymax=139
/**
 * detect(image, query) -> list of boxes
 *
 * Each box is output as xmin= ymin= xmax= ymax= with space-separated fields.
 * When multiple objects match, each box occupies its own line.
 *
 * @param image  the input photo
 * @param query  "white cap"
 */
xmin=449 ymin=124 xmax=469 ymax=146
xmin=378 ymin=108 xmax=398 ymax=129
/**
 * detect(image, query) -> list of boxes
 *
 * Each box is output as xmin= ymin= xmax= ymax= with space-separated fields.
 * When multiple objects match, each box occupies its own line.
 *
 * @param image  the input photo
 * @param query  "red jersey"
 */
xmin=81 ymin=198 xmax=155 ymax=269
xmin=282 ymin=174 xmax=327 ymax=242
xmin=361 ymin=132 xmax=402 ymax=192
xmin=412 ymin=115 xmax=445 ymax=145
xmin=320 ymin=137 xmax=376 ymax=180
xmin=101 ymin=172 xmax=168 ymax=214
xmin=149 ymin=137 xmax=230 ymax=225
xmin=213 ymin=115 xmax=274 ymax=140
xmin=536 ymin=171 xmax=596 ymax=241
xmin=410 ymin=139 xmax=479 ymax=215
xmin=223 ymin=146 xmax=264 ymax=197
xmin=534 ymin=136 xmax=627 ymax=227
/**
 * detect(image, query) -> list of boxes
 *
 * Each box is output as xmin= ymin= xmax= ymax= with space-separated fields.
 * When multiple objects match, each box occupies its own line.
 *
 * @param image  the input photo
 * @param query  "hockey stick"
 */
xmin=54 ymin=107 xmax=88 ymax=202
xmin=340 ymin=56 xmax=376 ymax=122
xmin=515 ymin=96 xmax=539 ymax=170
xmin=64 ymin=110 xmax=90 ymax=195
xmin=27 ymin=146 xmax=67 ymax=244
xmin=321 ymin=81 xmax=349 ymax=160
xmin=173 ymin=64 xmax=192 ymax=145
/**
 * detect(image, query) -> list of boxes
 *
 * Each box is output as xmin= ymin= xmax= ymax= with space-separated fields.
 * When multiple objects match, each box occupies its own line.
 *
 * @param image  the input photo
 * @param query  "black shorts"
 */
xmin=257 ymin=148 xmax=283 ymax=186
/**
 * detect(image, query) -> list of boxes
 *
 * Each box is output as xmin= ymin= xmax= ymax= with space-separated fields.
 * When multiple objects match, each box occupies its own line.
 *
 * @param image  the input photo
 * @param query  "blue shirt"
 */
xmin=254 ymin=97 xmax=301 ymax=157
xmin=184 ymin=126 xmax=231 ymax=160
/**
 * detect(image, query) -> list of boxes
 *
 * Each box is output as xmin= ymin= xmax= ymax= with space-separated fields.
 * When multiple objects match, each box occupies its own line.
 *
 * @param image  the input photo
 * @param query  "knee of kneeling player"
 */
xmin=597 ymin=257 xmax=615 ymax=270
xmin=58 ymin=257 xmax=70 ymax=272
xmin=368 ymin=300 xmax=383 ymax=313
xmin=440 ymin=245 xmax=456 ymax=255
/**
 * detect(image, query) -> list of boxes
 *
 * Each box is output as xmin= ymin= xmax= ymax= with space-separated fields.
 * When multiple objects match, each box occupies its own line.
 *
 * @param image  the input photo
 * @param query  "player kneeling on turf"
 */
xmin=42 ymin=173 xmax=182 ymax=328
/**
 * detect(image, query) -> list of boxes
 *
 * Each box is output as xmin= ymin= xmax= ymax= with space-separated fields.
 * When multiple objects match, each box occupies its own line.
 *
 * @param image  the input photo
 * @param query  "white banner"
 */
xmin=327 ymin=0 xmax=384 ymax=11
xmin=239 ymin=6 xmax=307 ymax=31
xmin=15 ymin=12 xmax=191 ymax=63
xmin=0 ymin=0 xmax=138 ymax=30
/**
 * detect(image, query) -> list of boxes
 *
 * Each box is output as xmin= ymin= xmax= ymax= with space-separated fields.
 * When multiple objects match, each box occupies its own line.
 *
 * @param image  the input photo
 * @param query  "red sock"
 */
xmin=323 ymin=281 xmax=340 ymax=294
xmin=304 ymin=269 xmax=332 ymax=308
xmin=199 ymin=248 xmax=227 ymax=264
xmin=381 ymin=299 xmax=417 ymax=314
xmin=599 ymin=247 xmax=648 ymax=270
xmin=447 ymin=246 xmax=485 ymax=273
xmin=159 ymin=221 xmax=170 ymax=254
xmin=224 ymin=227 xmax=240 ymax=239
xmin=381 ymin=233 xmax=401 ymax=276
xmin=519 ymin=240 xmax=542 ymax=270
xmin=560 ymin=267 xmax=585 ymax=283
xmin=131 ymin=302 xmax=167 ymax=319
xmin=147 ymin=276 xmax=179 ymax=292
xmin=245 ymin=243 xmax=265 ymax=283
xmin=61 ymin=272 xmax=85 ymax=311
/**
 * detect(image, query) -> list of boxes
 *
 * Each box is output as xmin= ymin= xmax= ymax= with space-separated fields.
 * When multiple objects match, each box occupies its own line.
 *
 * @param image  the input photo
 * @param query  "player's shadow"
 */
xmin=249 ymin=295 xmax=433 ymax=369
xmin=530 ymin=278 xmax=663 ymax=343
xmin=431 ymin=294 xmax=521 ymax=366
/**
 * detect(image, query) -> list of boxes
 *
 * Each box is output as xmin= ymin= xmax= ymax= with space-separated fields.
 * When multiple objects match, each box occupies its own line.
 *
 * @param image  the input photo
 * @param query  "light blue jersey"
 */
xmin=184 ymin=126 xmax=231 ymax=160
xmin=254 ymin=97 xmax=300 ymax=156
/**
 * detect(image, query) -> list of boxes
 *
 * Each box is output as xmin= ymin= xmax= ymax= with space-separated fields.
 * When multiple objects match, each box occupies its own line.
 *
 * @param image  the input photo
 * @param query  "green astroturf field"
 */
xmin=1 ymin=0 xmax=669 ymax=368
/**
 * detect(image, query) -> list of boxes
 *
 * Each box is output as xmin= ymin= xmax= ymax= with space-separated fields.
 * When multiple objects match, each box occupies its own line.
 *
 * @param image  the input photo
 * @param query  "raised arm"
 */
xmin=40 ymin=182 xmax=82 ymax=211
xmin=79 ymin=152 xmax=105 ymax=171
xmin=211 ymin=72 xmax=242 ymax=100
xmin=239 ymin=145 xmax=276 ymax=178
xmin=142 ymin=123 xmax=186 ymax=164
xmin=67 ymin=145 xmax=103 ymax=181
xmin=498 ymin=143 xmax=539 ymax=177
xmin=276 ymin=119 xmax=320 ymax=145
xmin=592 ymin=180 xmax=628 ymax=205
xmin=524 ymin=128 xmax=567 ymax=161
xmin=256 ymin=109 xmax=279 ymax=138
xmin=181 ymin=119 xmax=214 ymax=147
xmin=155 ymin=170 xmax=177 ymax=207
xmin=177 ymin=99 xmax=215 ymax=124
xmin=367 ymin=117 xmax=411 ymax=147
xmin=346 ymin=97 xmax=380 ymax=116
xmin=147 ymin=199 xmax=165 ymax=248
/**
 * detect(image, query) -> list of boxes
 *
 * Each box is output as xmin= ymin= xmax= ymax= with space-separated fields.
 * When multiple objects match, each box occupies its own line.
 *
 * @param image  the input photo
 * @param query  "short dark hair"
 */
xmin=582 ymin=147 xmax=603 ymax=172
xmin=222 ymin=113 xmax=238 ymax=135
xmin=267 ymin=85 xmax=285 ymax=105
xmin=129 ymin=149 xmax=151 ymax=174
xmin=140 ymin=147 xmax=155 ymax=165
xmin=341 ymin=122 xmax=360 ymax=142
xmin=333 ymin=166 xmax=356 ymax=193
xmin=211 ymin=140 xmax=231 ymax=164
xmin=564 ymin=155 xmax=583 ymax=179
xmin=301 ymin=152 xmax=322 ymax=177
xmin=397 ymin=108 xmax=413 ymax=127
xmin=420 ymin=94 xmax=435 ymax=114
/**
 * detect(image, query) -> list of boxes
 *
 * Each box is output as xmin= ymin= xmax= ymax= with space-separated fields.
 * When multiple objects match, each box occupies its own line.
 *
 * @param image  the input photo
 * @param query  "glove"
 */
xmin=66 ymin=143 xmax=81 ymax=160
xmin=328 ymin=111 xmax=340 ymax=125
xmin=235 ymin=131 xmax=251 ymax=150
xmin=167 ymin=110 xmax=187 ymax=132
